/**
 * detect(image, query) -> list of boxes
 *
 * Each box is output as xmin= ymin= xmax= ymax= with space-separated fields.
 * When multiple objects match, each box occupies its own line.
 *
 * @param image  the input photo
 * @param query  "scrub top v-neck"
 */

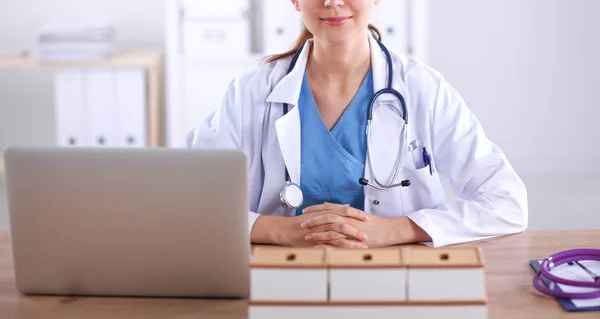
xmin=296 ymin=69 xmax=374 ymax=215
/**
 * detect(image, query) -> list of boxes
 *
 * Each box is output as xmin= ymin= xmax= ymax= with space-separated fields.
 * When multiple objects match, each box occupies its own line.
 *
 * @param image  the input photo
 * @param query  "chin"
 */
xmin=317 ymin=31 xmax=358 ymax=46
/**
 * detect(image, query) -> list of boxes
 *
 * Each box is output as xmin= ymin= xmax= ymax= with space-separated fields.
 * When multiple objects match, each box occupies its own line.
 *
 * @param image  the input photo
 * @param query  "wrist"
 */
xmin=252 ymin=215 xmax=306 ymax=246
xmin=270 ymin=216 xmax=294 ymax=246
xmin=385 ymin=217 xmax=409 ymax=245
xmin=251 ymin=215 xmax=287 ymax=245
xmin=391 ymin=216 xmax=432 ymax=244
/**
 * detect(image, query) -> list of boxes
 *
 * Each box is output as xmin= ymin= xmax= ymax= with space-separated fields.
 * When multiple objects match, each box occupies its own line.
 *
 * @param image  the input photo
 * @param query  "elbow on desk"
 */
xmin=471 ymin=179 xmax=529 ymax=240
xmin=515 ymin=205 xmax=529 ymax=234
xmin=513 ymin=179 xmax=529 ymax=233
xmin=506 ymin=204 xmax=528 ymax=236
xmin=493 ymin=183 xmax=529 ymax=237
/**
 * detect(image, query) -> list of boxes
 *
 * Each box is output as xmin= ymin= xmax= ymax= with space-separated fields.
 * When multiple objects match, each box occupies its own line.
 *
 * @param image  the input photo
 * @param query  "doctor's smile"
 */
xmin=185 ymin=0 xmax=528 ymax=249
xmin=320 ymin=16 xmax=353 ymax=26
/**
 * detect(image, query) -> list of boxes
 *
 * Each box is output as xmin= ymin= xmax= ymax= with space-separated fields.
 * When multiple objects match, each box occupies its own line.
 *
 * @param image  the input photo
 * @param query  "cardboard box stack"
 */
xmin=250 ymin=246 xmax=487 ymax=319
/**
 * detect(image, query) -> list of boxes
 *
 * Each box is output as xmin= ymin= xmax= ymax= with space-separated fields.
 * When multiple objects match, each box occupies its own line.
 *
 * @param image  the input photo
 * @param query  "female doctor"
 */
xmin=184 ymin=0 xmax=528 ymax=248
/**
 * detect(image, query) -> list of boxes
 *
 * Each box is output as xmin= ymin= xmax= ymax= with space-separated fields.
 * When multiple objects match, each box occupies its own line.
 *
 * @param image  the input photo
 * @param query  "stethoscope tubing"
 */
xmin=533 ymin=248 xmax=600 ymax=299
xmin=280 ymin=38 xmax=410 ymax=209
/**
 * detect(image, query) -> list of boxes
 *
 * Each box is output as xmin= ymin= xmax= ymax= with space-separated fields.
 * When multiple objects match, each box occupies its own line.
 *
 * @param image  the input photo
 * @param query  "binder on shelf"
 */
xmin=84 ymin=68 xmax=117 ymax=147
xmin=115 ymin=68 xmax=147 ymax=147
xmin=3 ymin=50 xmax=161 ymax=147
xmin=54 ymin=69 xmax=86 ymax=147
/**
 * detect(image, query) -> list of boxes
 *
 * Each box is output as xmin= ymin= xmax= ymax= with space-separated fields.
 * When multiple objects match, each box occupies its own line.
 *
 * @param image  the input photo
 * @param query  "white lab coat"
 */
xmin=184 ymin=35 xmax=528 ymax=247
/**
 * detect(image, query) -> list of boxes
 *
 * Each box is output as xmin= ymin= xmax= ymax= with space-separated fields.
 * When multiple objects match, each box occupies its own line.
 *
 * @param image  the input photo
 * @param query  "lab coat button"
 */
xmin=373 ymin=199 xmax=380 ymax=205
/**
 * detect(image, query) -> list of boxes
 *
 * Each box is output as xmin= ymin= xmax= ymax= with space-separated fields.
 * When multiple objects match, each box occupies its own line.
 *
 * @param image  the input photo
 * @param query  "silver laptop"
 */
xmin=3 ymin=146 xmax=249 ymax=298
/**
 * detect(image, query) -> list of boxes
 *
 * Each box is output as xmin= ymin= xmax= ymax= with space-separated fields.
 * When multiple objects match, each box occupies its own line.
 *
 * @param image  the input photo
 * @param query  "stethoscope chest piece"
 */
xmin=280 ymin=182 xmax=303 ymax=209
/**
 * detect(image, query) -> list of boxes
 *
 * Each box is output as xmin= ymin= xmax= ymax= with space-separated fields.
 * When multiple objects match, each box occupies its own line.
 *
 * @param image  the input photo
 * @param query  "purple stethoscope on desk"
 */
xmin=533 ymin=249 xmax=600 ymax=299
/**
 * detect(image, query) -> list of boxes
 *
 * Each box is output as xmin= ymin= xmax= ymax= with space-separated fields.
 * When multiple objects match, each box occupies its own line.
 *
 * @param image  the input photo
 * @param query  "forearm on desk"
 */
xmin=250 ymin=215 xmax=300 ymax=246
xmin=251 ymin=215 xmax=432 ymax=247
xmin=387 ymin=216 xmax=433 ymax=245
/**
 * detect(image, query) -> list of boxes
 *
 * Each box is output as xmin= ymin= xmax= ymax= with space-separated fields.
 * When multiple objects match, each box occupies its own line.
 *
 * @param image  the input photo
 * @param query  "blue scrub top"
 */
xmin=297 ymin=70 xmax=373 ymax=215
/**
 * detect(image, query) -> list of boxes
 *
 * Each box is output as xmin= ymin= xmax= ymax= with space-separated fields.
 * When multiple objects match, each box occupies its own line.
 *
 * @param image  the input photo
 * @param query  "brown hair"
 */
xmin=264 ymin=24 xmax=382 ymax=64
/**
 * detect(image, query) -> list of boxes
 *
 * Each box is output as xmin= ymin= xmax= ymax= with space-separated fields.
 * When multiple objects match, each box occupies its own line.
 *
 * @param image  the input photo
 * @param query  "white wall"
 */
xmin=428 ymin=0 xmax=600 ymax=175
xmin=0 ymin=0 xmax=599 ymax=231
xmin=429 ymin=0 xmax=600 ymax=230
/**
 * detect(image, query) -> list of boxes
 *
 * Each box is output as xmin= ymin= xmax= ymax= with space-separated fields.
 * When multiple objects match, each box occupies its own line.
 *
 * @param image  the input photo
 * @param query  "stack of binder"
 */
xmin=54 ymin=68 xmax=147 ymax=148
xmin=36 ymin=19 xmax=115 ymax=62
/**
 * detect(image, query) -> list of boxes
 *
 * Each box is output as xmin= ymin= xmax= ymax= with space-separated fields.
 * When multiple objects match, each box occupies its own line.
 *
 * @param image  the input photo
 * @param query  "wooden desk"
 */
xmin=0 ymin=230 xmax=598 ymax=318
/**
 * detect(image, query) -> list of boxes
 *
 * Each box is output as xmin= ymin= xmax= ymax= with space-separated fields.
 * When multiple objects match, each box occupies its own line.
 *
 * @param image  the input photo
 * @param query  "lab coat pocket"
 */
xmin=410 ymin=144 xmax=432 ymax=172
xmin=365 ymin=166 xmax=443 ymax=218
xmin=398 ymin=165 xmax=445 ymax=215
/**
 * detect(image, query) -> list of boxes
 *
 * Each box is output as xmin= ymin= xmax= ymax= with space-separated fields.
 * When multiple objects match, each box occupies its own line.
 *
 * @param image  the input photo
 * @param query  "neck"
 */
xmin=307 ymin=32 xmax=371 ymax=82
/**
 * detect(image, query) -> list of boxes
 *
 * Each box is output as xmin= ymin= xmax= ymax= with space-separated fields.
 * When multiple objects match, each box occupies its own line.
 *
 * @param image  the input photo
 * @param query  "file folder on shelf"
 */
xmin=54 ymin=69 xmax=86 ymax=147
xmin=115 ymin=68 xmax=147 ymax=147
xmin=84 ymin=68 xmax=117 ymax=147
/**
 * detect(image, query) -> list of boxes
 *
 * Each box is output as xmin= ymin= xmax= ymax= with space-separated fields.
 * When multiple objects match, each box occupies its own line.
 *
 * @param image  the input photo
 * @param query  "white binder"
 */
xmin=54 ymin=69 xmax=86 ymax=147
xmin=115 ymin=68 xmax=147 ymax=147
xmin=372 ymin=0 xmax=409 ymax=56
xmin=262 ymin=0 xmax=303 ymax=55
xmin=84 ymin=69 xmax=117 ymax=147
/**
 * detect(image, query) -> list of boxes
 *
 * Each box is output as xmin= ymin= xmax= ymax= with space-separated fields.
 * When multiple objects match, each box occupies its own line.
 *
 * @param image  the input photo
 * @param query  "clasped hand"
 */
xmin=300 ymin=203 xmax=388 ymax=249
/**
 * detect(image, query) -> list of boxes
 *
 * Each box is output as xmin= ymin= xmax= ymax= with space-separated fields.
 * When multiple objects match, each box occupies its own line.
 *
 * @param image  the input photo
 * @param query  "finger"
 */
xmin=336 ymin=206 xmax=369 ymax=221
xmin=301 ymin=214 xmax=343 ymax=229
xmin=322 ymin=238 xmax=368 ymax=249
xmin=308 ymin=223 xmax=367 ymax=242
xmin=303 ymin=202 xmax=348 ymax=214
xmin=306 ymin=225 xmax=329 ymax=234
xmin=305 ymin=231 xmax=347 ymax=242
xmin=331 ymin=222 xmax=368 ymax=241
xmin=304 ymin=205 xmax=369 ymax=222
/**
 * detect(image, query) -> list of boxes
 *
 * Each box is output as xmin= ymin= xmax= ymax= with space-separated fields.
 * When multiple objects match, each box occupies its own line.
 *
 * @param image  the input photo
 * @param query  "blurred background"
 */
xmin=0 ymin=0 xmax=599 ymax=232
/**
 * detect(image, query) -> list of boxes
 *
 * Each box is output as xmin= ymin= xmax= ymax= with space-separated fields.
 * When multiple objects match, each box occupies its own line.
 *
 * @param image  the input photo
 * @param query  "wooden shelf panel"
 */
xmin=0 ymin=50 xmax=161 ymax=69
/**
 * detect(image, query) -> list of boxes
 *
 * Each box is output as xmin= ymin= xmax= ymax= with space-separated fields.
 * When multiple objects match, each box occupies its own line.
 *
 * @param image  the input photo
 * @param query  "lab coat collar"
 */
xmin=265 ymin=39 xmax=310 ymax=107
xmin=266 ymin=34 xmax=411 ymax=111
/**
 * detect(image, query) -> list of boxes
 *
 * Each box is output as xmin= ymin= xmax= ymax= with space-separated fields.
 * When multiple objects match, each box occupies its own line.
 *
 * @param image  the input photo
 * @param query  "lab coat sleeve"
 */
xmin=406 ymin=75 xmax=528 ymax=247
xmin=181 ymin=80 xmax=262 ymax=235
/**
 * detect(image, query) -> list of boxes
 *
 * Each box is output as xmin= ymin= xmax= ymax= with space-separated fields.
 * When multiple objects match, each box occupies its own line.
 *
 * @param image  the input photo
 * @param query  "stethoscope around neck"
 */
xmin=533 ymin=248 xmax=600 ymax=299
xmin=280 ymin=39 xmax=411 ymax=210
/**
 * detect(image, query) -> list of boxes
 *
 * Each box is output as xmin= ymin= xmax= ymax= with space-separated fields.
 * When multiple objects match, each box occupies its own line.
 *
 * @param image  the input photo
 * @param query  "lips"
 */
xmin=320 ymin=16 xmax=352 ymax=26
